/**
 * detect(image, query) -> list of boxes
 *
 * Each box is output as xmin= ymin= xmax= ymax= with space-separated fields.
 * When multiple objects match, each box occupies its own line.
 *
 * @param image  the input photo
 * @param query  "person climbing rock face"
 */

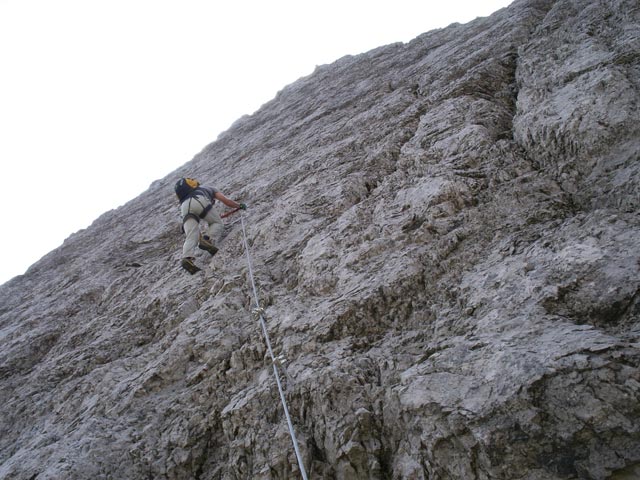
xmin=174 ymin=177 xmax=246 ymax=274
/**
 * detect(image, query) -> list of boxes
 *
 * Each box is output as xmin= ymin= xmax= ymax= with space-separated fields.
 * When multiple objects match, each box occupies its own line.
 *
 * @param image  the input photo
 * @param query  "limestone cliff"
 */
xmin=1 ymin=0 xmax=639 ymax=478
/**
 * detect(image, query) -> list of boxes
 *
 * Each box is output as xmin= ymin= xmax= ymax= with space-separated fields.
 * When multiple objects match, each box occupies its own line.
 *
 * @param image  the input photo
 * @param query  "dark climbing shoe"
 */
xmin=181 ymin=257 xmax=201 ymax=274
xmin=198 ymin=236 xmax=218 ymax=256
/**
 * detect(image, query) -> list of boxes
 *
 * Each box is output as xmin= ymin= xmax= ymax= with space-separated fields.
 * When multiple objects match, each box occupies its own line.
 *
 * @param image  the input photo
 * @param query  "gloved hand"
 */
xmin=239 ymin=203 xmax=248 ymax=210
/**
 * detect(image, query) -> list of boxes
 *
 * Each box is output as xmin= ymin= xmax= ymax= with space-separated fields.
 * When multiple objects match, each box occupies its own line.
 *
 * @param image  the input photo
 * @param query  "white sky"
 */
xmin=0 ymin=0 xmax=512 ymax=285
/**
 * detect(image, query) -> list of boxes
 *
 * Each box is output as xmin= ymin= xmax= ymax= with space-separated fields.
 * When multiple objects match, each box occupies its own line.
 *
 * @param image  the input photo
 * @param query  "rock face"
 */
xmin=1 ymin=0 xmax=639 ymax=478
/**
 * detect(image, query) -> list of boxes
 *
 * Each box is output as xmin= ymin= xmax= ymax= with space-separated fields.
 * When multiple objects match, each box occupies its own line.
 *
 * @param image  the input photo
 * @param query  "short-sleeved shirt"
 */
xmin=187 ymin=186 xmax=218 ymax=204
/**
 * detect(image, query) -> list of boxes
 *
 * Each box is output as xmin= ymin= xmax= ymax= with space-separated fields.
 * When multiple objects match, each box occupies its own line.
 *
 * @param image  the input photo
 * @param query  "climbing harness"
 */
xmin=181 ymin=205 xmax=241 ymax=235
xmin=240 ymin=214 xmax=309 ymax=480
xmin=181 ymin=196 xmax=214 ymax=226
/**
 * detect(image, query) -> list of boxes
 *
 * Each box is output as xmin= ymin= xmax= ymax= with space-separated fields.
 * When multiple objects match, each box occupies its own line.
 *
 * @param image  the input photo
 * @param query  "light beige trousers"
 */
xmin=180 ymin=195 xmax=224 ymax=258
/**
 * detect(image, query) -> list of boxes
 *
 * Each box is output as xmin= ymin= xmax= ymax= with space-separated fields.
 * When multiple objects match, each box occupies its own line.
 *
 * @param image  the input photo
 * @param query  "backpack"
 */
xmin=175 ymin=177 xmax=199 ymax=202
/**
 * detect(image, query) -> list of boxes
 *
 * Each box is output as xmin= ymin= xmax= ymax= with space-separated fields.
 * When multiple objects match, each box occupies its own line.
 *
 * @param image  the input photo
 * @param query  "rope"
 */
xmin=239 ymin=214 xmax=309 ymax=480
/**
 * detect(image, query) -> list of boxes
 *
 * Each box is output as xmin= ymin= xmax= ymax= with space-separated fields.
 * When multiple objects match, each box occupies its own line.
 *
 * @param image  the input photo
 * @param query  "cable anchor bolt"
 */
xmin=274 ymin=354 xmax=287 ymax=367
xmin=252 ymin=306 xmax=266 ymax=321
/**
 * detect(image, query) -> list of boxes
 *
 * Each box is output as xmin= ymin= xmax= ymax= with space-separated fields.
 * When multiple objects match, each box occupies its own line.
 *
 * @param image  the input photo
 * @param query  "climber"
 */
xmin=174 ymin=177 xmax=247 ymax=274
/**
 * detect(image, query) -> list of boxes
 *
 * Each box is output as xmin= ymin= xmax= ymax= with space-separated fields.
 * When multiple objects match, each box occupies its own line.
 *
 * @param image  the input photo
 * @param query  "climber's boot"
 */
xmin=181 ymin=257 xmax=201 ymax=274
xmin=198 ymin=235 xmax=218 ymax=256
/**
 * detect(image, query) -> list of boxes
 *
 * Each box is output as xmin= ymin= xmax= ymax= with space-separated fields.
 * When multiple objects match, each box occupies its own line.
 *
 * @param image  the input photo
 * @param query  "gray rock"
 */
xmin=1 ymin=0 xmax=639 ymax=478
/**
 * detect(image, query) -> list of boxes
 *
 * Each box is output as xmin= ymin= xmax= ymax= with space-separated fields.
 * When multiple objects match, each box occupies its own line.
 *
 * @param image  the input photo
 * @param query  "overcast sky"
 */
xmin=0 ymin=0 xmax=513 ymax=285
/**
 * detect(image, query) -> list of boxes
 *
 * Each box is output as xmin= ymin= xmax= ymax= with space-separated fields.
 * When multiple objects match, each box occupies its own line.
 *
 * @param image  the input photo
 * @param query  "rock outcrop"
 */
xmin=1 ymin=0 xmax=639 ymax=478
